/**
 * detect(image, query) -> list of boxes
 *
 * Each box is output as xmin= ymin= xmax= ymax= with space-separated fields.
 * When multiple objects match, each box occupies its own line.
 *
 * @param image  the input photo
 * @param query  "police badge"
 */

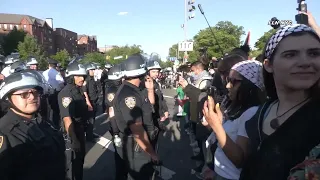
xmin=125 ymin=97 xmax=136 ymax=109
xmin=107 ymin=93 xmax=115 ymax=102
xmin=62 ymin=97 xmax=72 ymax=108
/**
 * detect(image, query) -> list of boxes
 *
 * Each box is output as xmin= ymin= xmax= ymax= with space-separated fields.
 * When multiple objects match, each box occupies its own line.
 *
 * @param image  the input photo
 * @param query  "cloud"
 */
xmin=117 ymin=12 xmax=128 ymax=16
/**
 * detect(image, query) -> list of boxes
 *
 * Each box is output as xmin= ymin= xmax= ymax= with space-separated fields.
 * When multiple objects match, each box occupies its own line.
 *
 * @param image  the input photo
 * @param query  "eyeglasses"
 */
xmin=12 ymin=90 xmax=41 ymax=99
xmin=226 ymin=77 xmax=242 ymax=85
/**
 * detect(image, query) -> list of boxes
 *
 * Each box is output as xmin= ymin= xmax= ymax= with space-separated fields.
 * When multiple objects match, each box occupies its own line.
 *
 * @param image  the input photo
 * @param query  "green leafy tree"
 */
xmin=1 ymin=27 xmax=27 ymax=56
xmin=193 ymin=21 xmax=245 ymax=58
xmin=105 ymin=44 xmax=143 ymax=64
xmin=254 ymin=29 xmax=277 ymax=51
xmin=159 ymin=60 xmax=174 ymax=68
xmin=18 ymin=35 xmax=47 ymax=70
xmin=50 ymin=49 xmax=70 ymax=68
xmin=168 ymin=21 xmax=245 ymax=62
xmin=81 ymin=52 xmax=106 ymax=66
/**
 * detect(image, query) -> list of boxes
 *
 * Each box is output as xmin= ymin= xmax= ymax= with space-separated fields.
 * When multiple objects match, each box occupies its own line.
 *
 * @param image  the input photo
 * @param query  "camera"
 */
xmin=269 ymin=17 xmax=281 ymax=29
xmin=295 ymin=0 xmax=308 ymax=25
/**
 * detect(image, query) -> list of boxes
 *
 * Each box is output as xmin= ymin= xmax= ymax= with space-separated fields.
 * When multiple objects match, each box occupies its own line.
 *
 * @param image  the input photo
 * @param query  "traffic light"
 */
xmin=189 ymin=13 xmax=195 ymax=19
xmin=189 ymin=5 xmax=196 ymax=12
xmin=188 ymin=0 xmax=195 ymax=5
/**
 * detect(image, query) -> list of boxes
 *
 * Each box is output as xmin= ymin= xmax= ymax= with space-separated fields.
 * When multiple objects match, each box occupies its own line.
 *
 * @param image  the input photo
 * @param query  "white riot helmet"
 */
xmin=122 ymin=54 xmax=147 ymax=78
xmin=26 ymin=56 xmax=39 ymax=65
xmin=0 ymin=70 xmax=44 ymax=99
xmin=105 ymin=63 xmax=112 ymax=69
xmin=4 ymin=55 xmax=19 ymax=65
xmin=108 ymin=64 xmax=123 ymax=80
xmin=85 ymin=63 xmax=96 ymax=71
xmin=65 ymin=62 xmax=87 ymax=77
xmin=146 ymin=60 xmax=161 ymax=70
xmin=9 ymin=61 xmax=27 ymax=75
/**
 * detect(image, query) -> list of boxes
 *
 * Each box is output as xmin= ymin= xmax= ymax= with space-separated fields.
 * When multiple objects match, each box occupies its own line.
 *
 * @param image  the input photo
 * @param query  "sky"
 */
xmin=1 ymin=0 xmax=320 ymax=60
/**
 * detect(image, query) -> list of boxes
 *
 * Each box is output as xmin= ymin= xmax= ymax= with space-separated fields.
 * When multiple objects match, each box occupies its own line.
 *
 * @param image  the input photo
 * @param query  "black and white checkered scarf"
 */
xmin=265 ymin=24 xmax=317 ymax=59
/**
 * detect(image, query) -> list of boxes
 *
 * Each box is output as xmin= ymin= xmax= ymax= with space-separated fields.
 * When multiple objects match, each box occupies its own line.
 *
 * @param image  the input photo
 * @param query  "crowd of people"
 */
xmin=0 ymin=10 xmax=319 ymax=180
xmin=173 ymin=11 xmax=320 ymax=180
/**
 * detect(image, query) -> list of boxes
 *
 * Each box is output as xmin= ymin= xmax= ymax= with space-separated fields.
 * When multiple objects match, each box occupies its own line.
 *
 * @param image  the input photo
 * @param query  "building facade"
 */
xmin=54 ymin=28 xmax=78 ymax=55
xmin=0 ymin=13 xmax=55 ymax=55
xmin=77 ymin=35 xmax=98 ymax=55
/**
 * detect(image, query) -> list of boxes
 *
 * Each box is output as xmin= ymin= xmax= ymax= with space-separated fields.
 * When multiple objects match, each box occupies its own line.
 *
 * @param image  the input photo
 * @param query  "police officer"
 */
xmin=83 ymin=62 xmax=99 ymax=141
xmin=0 ymin=70 xmax=66 ymax=179
xmin=43 ymin=58 xmax=65 ymax=128
xmin=58 ymin=62 xmax=88 ymax=180
xmin=26 ymin=56 xmax=39 ymax=70
xmin=100 ymin=62 xmax=113 ymax=111
xmin=104 ymin=63 xmax=127 ymax=179
xmin=113 ymin=54 xmax=159 ymax=180
xmin=146 ymin=60 xmax=169 ymax=131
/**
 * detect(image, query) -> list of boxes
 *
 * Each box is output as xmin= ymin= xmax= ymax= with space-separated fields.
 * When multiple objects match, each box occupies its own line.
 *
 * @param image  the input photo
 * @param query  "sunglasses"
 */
xmin=226 ymin=77 xmax=242 ymax=85
xmin=12 ymin=90 xmax=41 ymax=99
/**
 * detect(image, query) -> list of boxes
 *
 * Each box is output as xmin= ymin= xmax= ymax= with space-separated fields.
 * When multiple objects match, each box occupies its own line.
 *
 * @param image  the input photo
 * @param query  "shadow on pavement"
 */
xmin=157 ymin=96 xmax=198 ymax=180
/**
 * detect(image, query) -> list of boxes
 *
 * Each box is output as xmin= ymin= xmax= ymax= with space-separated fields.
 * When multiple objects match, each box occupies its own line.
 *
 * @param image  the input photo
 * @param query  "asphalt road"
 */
xmin=83 ymin=88 xmax=200 ymax=180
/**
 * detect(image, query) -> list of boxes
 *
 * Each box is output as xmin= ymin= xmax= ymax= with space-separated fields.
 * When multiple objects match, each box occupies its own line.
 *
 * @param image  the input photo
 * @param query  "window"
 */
xmin=49 ymin=38 xmax=52 ymax=42
xmin=10 ymin=24 xmax=13 ymax=30
xmin=49 ymin=30 xmax=51 ymax=34
xmin=23 ymin=24 xmax=27 ymax=30
xmin=0 ymin=24 xmax=2 ymax=29
xmin=49 ymin=46 xmax=52 ymax=49
xmin=4 ymin=24 xmax=7 ymax=29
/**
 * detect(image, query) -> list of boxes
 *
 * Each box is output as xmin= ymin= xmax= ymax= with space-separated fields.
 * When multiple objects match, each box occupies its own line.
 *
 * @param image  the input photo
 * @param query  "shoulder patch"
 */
xmin=107 ymin=93 xmax=115 ymax=102
xmin=125 ymin=97 xmax=136 ymax=109
xmin=62 ymin=97 xmax=72 ymax=108
xmin=0 ymin=136 xmax=3 ymax=149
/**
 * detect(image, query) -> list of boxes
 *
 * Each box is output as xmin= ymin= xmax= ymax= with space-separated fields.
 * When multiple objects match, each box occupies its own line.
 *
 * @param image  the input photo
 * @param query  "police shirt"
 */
xmin=105 ymin=81 xmax=121 ymax=134
xmin=1 ymin=66 xmax=11 ymax=77
xmin=0 ymin=110 xmax=66 ymax=179
xmin=58 ymin=83 xmax=88 ymax=124
xmin=83 ymin=76 xmax=99 ymax=102
xmin=153 ymin=79 xmax=168 ymax=119
xmin=114 ymin=81 xmax=155 ymax=134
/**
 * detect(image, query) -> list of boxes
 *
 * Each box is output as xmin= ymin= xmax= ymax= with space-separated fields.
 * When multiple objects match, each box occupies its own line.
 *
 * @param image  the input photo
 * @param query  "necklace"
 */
xmin=270 ymin=98 xmax=310 ymax=130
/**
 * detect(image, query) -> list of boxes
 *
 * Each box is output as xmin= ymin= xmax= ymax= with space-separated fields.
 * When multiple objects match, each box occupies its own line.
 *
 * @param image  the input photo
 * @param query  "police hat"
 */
xmin=48 ymin=58 xmax=58 ymax=65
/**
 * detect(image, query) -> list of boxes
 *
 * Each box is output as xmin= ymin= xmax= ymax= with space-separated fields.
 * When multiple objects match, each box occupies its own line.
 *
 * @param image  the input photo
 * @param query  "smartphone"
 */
xmin=207 ymin=86 xmax=216 ymax=97
xmin=295 ymin=0 xmax=308 ymax=25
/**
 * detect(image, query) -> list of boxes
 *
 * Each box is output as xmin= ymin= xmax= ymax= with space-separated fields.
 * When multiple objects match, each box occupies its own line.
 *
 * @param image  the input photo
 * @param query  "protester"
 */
xmin=202 ymin=60 xmax=266 ymax=179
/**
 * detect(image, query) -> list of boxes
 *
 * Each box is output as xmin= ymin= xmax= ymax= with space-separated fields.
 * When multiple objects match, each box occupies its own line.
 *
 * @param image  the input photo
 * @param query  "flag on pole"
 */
xmin=244 ymin=31 xmax=250 ymax=46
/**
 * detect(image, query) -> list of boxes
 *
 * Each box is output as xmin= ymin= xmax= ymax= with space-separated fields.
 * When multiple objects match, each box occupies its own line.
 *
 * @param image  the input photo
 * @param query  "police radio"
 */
xmin=295 ymin=0 xmax=308 ymax=25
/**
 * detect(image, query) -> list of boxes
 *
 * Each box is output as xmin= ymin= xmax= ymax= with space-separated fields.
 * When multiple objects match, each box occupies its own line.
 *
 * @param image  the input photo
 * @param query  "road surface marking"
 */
xmin=158 ymin=166 xmax=176 ymax=180
xmin=163 ymin=95 xmax=174 ymax=99
xmin=93 ymin=133 xmax=115 ymax=152
xmin=93 ymin=114 xmax=176 ymax=179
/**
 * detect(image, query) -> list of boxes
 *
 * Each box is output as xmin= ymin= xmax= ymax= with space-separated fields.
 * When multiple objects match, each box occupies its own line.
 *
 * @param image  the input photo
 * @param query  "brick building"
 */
xmin=77 ymin=35 xmax=98 ymax=55
xmin=54 ymin=28 xmax=78 ymax=55
xmin=0 ymin=13 xmax=55 ymax=55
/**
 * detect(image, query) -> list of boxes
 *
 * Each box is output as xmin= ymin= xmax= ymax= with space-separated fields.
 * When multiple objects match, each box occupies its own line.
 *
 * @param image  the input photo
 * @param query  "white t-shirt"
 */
xmin=207 ymin=106 xmax=258 ymax=179
xmin=42 ymin=67 xmax=65 ymax=91
xmin=1 ymin=66 xmax=11 ymax=77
